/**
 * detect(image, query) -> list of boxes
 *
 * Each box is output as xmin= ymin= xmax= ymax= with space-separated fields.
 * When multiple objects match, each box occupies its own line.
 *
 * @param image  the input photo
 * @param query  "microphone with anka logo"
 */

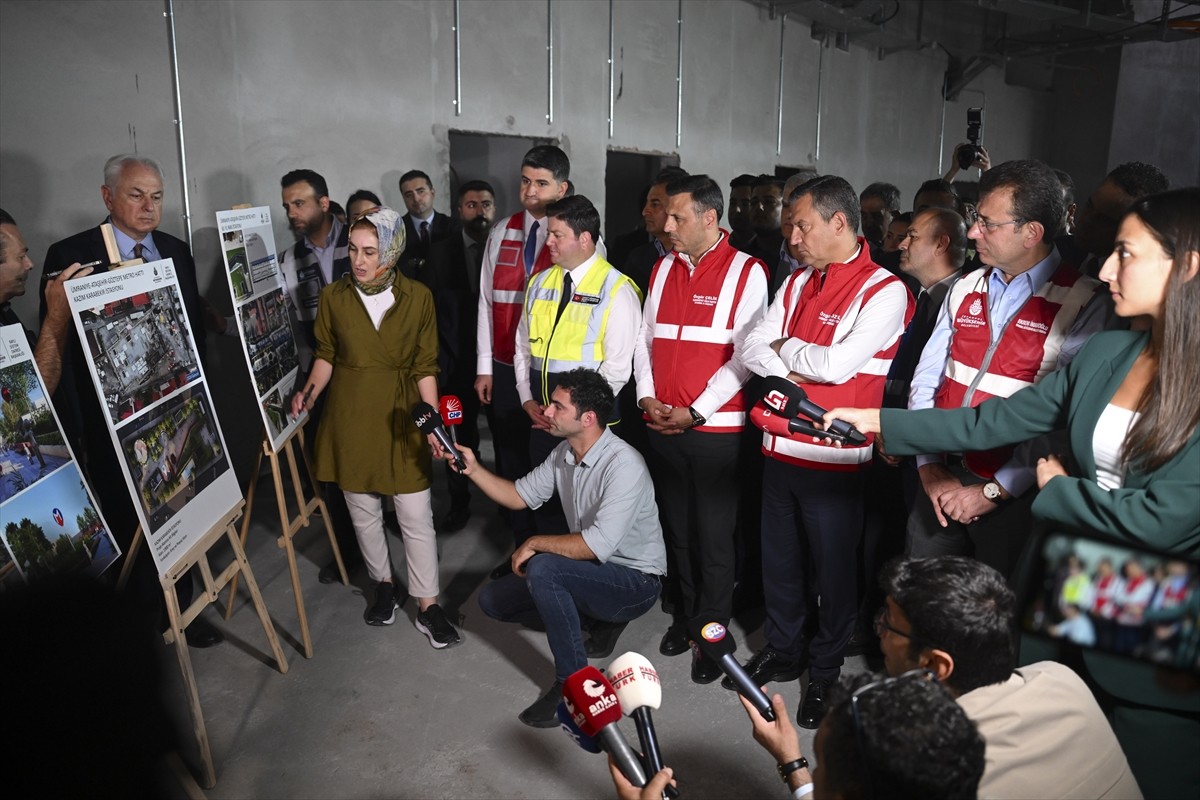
xmin=412 ymin=401 xmax=466 ymax=472
xmin=562 ymin=666 xmax=647 ymax=788
xmin=688 ymin=619 xmax=776 ymax=722
xmin=556 ymin=701 xmax=602 ymax=754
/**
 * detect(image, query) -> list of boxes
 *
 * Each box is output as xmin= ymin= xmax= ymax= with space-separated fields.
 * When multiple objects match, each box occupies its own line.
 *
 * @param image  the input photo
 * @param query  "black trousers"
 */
xmin=443 ymin=380 xmax=481 ymax=510
xmin=761 ymin=459 xmax=865 ymax=680
xmin=488 ymin=361 xmax=533 ymax=544
xmin=646 ymin=429 xmax=741 ymax=624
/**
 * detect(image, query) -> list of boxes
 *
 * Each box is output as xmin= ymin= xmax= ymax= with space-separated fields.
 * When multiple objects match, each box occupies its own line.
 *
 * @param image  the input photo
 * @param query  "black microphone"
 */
xmin=688 ymin=619 xmax=775 ymax=722
xmin=412 ymin=401 xmax=466 ymax=472
xmin=761 ymin=376 xmax=867 ymax=445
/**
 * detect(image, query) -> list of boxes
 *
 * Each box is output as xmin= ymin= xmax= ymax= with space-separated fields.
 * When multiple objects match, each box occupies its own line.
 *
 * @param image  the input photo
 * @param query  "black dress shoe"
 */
xmin=691 ymin=647 xmax=723 ymax=684
xmin=797 ymin=678 xmax=832 ymax=729
xmin=184 ymin=617 xmax=224 ymax=648
xmin=659 ymin=621 xmax=690 ymax=657
xmin=441 ymin=506 xmax=471 ymax=533
xmin=585 ymin=620 xmax=628 ymax=659
xmin=490 ymin=558 xmax=514 ymax=580
xmin=721 ymin=645 xmax=802 ymax=691
xmin=518 ymin=681 xmax=564 ymax=728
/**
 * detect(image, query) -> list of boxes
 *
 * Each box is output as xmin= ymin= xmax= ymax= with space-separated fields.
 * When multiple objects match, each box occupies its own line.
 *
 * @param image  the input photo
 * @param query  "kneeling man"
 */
xmin=447 ymin=367 xmax=666 ymax=727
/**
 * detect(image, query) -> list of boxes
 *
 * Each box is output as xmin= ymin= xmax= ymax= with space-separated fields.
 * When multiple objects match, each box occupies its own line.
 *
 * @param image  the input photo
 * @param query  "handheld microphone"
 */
xmin=556 ymin=701 xmax=601 ymax=754
xmin=439 ymin=395 xmax=464 ymax=446
xmin=761 ymin=376 xmax=867 ymax=445
xmin=688 ymin=620 xmax=776 ymax=722
xmin=562 ymin=666 xmax=647 ymax=788
xmin=606 ymin=652 xmax=678 ymax=799
xmin=412 ymin=401 xmax=466 ymax=472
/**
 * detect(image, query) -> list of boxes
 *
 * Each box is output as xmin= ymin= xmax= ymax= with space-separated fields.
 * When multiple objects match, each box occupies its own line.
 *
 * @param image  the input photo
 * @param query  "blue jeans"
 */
xmin=478 ymin=554 xmax=661 ymax=683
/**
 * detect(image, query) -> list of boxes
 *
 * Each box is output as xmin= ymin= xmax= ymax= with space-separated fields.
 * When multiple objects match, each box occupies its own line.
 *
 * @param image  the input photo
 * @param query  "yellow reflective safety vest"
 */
xmin=524 ymin=257 xmax=640 ymax=404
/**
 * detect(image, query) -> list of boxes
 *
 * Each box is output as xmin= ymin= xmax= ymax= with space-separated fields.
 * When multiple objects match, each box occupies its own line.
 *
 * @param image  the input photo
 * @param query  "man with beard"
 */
xmin=278 ymin=168 xmax=350 ymax=359
xmin=727 ymin=174 xmax=757 ymax=252
xmin=621 ymin=166 xmax=688 ymax=295
xmin=398 ymin=169 xmax=457 ymax=275
xmin=860 ymin=181 xmax=901 ymax=254
xmin=418 ymin=180 xmax=497 ymax=531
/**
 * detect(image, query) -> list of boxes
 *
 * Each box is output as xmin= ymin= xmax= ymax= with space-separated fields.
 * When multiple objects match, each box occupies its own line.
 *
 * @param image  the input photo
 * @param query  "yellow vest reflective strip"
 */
xmin=526 ymin=258 xmax=636 ymax=377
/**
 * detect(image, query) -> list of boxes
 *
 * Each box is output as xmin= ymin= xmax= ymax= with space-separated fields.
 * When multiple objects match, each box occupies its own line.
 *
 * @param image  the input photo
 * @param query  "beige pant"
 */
xmin=342 ymin=489 xmax=440 ymax=598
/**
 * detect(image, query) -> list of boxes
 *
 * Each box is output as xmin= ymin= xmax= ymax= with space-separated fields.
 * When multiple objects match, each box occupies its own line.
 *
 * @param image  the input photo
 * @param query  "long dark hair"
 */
xmin=1122 ymin=187 xmax=1200 ymax=472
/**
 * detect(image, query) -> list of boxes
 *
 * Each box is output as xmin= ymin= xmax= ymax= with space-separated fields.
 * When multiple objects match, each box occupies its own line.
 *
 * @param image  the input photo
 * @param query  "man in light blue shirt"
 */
xmin=905 ymin=160 xmax=1110 ymax=577
xmin=450 ymin=367 xmax=665 ymax=728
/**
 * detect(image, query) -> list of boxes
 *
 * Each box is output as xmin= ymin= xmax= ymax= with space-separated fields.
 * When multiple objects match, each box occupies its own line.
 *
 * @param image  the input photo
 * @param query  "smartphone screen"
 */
xmin=1020 ymin=533 xmax=1199 ymax=674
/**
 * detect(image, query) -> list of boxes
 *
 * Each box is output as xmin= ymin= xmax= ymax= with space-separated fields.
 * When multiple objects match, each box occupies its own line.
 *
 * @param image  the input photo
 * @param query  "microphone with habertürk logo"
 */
xmin=605 ymin=651 xmax=679 ymax=798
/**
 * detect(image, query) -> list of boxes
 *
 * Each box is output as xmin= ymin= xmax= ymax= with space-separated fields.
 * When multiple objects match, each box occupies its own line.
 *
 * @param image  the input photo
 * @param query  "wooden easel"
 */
xmin=117 ymin=500 xmax=288 ymax=789
xmin=222 ymin=424 xmax=347 ymax=658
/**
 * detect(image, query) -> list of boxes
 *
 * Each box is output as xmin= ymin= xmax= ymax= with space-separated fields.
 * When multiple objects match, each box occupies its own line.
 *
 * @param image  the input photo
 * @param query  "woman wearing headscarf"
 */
xmin=291 ymin=207 xmax=461 ymax=648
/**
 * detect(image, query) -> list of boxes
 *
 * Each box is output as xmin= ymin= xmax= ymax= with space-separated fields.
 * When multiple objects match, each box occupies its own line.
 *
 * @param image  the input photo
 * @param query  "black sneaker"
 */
xmin=415 ymin=603 xmax=463 ymax=649
xmin=720 ymin=644 xmax=802 ymax=690
xmin=584 ymin=620 xmax=628 ymax=659
xmin=518 ymin=681 xmax=564 ymax=728
xmin=365 ymin=581 xmax=399 ymax=626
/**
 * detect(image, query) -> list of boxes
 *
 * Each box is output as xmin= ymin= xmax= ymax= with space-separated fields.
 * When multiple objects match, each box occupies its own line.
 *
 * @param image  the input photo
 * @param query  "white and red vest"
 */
xmin=490 ymin=212 xmax=553 ymax=364
xmin=644 ymin=236 xmax=767 ymax=433
xmin=934 ymin=263 xmax=1100 ymax=478
xmin=750 ymin=241 xmax=913 ymax=470
xmin=1092 ymin=573 xmax=1121 ymax=619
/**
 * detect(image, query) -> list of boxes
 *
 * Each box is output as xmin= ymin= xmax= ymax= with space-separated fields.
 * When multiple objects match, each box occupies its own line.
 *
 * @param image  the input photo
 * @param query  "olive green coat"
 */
xmin=312 ymin=273 xmax=439 ymax=494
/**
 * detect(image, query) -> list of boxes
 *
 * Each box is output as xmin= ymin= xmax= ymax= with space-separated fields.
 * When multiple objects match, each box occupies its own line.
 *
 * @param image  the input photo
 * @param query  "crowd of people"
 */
xmin=1 ymin=137 xmax=1197 ymax=798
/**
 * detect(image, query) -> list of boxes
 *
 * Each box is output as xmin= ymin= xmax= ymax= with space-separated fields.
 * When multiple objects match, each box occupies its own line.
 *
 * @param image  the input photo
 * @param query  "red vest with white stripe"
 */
xmin=934 ymin=262 xmax=1100 ymax=477
xmin=1092 ymin=573 xmax=1120 ymax=619
xmin=490 ymin=212 xmax=553 ymax=364
xmin=645 ymin=235 xmax=767 ymax=433
xmin=750 ymin=240 xmax=913 ymax=470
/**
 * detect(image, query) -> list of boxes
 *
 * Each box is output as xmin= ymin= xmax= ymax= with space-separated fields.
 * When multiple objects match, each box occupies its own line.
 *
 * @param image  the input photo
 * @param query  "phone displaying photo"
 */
xmin=1020 ymin=532 xmax=1199 ymax=674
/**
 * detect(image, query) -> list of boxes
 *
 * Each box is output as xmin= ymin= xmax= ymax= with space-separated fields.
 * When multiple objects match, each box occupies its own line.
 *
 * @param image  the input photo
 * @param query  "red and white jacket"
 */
xmin=477 ymin=212 xmax=554 ymax=367
xmin=934 ymin=262 xmax=1100 ymax=477
xmin=743 ymin=239 xmax=913 ymax=470
xmin=1091 ymin=573 xmax=1122 ymax=620
xmin=634 ymin=233 xmax=768 ymax=433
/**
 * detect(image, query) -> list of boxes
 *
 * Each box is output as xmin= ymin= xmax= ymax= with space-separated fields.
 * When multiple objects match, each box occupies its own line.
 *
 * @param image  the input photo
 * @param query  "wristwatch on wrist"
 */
xmin=778 ymin=757 xmax=809 ymax=784
xmin=982 ymin=481 xmax=1004 ymax=503
xmin=687 ymin=406 xmax=706 ymax=428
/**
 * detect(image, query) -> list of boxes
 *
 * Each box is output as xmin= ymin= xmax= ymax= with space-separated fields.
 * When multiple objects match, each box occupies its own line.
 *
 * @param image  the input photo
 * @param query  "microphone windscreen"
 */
xmin=563 ymin=666 xmax=624 ymax=735
xmin=605 ymin=652 xmax=662 ymax=711
xmin=411 ymin=401 xmax=441 ymax=434
xmin=557 ymin=702 xmax=602 ymax=753
xmin=688 ymin=619 xmax=737 ymax=659
xmin=439 ymin=395 xmax=464 ymax=427
xmin=760 ymin=375 xmax=804 ymax=418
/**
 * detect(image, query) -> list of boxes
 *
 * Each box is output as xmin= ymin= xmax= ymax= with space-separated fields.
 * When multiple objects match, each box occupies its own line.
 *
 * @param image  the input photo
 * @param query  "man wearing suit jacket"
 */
xmin=409 ymin=180 xmax=496 ymax=531
xmin=399 ymin=169 xmax=457 ymax=275
xmin=41 ymin=154 xmax=221 ymax=648
xmin=879 ymin=556 xmax=1142 ymax=799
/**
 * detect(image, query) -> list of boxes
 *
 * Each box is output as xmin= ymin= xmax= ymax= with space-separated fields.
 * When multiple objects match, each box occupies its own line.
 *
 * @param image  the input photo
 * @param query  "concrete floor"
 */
xmin=166 ymin=429 xmax=872 ymax=799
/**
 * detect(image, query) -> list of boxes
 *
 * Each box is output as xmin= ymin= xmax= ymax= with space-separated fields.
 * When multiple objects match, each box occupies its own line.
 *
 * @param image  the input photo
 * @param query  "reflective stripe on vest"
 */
xmin=526 ymin=258 xmax=635 ymax=400
xmin=934 ymin=263 xmax=1100 ymax=477
xmin=645 ymin=243 xmax=764 ymax=432
xmin=490 ymin=213 xmax=553 ymax=364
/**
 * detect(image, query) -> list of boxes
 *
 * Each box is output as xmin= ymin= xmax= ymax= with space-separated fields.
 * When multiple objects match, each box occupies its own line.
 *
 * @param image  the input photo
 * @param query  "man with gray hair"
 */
xmin=41 ymin=154 xmax=219 ymax=648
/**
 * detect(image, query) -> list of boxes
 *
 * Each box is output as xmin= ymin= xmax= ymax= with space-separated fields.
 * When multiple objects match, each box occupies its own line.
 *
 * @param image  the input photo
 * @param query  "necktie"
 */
xmin=889 ymin=291 xmax=932 ymax=381
xmin=133 ymin=242 xmax=145 ymax=261
xmin=555 ymin=272 xmax=573 ymax=324
xmin=524 ymin=220 xmax=540 ymax=276
xmin=468 ymin=242 xmax=482 ymax=296
xmin=420 ymin=220 xmax=430 ymax=246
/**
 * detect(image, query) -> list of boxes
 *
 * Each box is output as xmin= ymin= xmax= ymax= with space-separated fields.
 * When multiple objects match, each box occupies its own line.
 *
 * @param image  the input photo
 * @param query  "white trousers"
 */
xmin=342 ymin=489 xmax=440 ymax=598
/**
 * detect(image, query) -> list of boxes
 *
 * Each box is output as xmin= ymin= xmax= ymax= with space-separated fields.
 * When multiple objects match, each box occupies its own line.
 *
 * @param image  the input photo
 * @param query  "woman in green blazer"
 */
xmin=820 ymin=187 xmax=1200 ymax=552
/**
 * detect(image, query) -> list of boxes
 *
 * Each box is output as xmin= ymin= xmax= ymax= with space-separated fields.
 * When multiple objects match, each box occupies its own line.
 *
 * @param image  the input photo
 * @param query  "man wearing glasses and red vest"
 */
xmin=633 ymin=174 xmax=768 ymax=682
xmin=476 ymin=145 xmax=570 ymax=577
xmin=738 ymin=175 xmax=913 ymax=730
xmin=906 ymin=160 xmax=1109 ymax=579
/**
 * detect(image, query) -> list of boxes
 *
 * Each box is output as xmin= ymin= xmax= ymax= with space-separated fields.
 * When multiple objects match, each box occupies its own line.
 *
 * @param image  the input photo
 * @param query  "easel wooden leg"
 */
xmin=116 ymin=525 xmax=145 ymax=593
xmin=223 ymin=444 xmax=264 ymax=619
xmin=298 ymin=429 xmax=348 ymax=585
xmin=163 ymin=573 xmax=216 ymax=789
xmin=222 ymin=520 xmax=289 ymax=674
xmin=273 ymin=441 xmax=313 ymax=659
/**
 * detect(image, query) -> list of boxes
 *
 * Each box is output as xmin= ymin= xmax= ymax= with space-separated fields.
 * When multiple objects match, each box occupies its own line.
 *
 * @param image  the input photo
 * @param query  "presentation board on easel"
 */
xmin=63 ymin=260 xmax=242 ymax=576
xmin=215 ymin=206 xmax=305 ymax=451
xmin=0 ymin=324 xmax=122 ymax=584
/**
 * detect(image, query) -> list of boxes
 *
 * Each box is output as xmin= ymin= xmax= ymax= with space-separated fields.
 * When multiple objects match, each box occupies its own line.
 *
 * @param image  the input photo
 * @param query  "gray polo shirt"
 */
xmin=515 ymin=429 xmax=667 ymax=575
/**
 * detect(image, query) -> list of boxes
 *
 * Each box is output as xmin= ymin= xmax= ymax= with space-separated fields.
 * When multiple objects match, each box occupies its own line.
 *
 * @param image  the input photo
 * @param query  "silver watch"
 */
xmin=982 ymin=481 xmax=1004 ymax=502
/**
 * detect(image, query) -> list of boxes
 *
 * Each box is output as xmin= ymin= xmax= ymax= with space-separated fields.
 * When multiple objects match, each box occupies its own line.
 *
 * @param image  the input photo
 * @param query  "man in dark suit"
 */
xmin=411 ymin=180 xmax=496 ymax=531
xmin=40 ymin=154 xmax=221 ymax=648
xmin=399 ymin=169 xmax=457 ymax=275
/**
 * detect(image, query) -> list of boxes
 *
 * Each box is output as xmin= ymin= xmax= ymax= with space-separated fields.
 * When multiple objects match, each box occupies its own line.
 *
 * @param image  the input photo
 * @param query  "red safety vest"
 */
xmin=750 ymin=241 xmax=912 ymax=470
xmin=644 ymin=235 xmax=766 ymax=432
xmin=490 ymin=212 xmax=553 ymax=364
xmin=934 ymin=263 xmax=1100 ymax=477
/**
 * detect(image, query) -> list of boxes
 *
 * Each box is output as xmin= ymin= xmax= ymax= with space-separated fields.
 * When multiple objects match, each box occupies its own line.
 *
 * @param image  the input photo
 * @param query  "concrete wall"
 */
xmin=0 ymin=0 xmax=1089 ymax=475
